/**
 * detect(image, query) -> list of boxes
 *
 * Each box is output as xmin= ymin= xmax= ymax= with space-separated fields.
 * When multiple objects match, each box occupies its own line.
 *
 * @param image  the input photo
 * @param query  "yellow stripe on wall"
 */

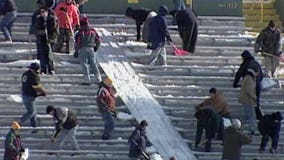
xmin=128 ymin=0 xmax=138 ymax=3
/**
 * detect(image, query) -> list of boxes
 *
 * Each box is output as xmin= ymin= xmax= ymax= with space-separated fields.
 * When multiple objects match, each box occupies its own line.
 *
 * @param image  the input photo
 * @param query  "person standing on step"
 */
xmin=20 ymin=62 xmax=46 ymax=133
xmin=30 ymin=0 xmax=57 ymax=60
xmin=46 ymin=105 xmax=80 ymax=151
xmin=54 ymin=0 xmax=79 ymax=54
xmin=239 ymin=69 xmax=257 ymax=135
xmin=3 ymin=121 xmax=25 ymax=160
xmin=33 ymin=6 xmax=58 ymax=75
xmin=222 ymin=119 xmax=252 ymax=160
xmin=128 ymin=120 xmax=152 ymax=160
xmin=74 ymin=16 xmax=101 ymax=85
xmin=125 ymin=7 xmax=151 ymax=41
xmin=175 ymin=7 xmax=198 ymax=54
xmin=147 ymin=5 xmax=172 ymax=66
xmin=0 ymin=0 xmax=17 ymax=42
xmin=233 ymin=50 xmax=263 ymax=120
xmin=96 ymin=76 xmax=116 ymax=140
xmin=194 ymin=108 xmax=219 ymax=152
xmin=195 ymin=88 xmax=231 ymax=141
xmin=258 ymin=111 xmax=282 ymax=154
xmin=255 ymin=20 xmax=282 ymax=78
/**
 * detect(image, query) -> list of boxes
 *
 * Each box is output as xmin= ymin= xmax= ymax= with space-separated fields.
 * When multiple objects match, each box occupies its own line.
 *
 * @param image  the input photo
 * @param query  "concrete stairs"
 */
xmin=0 ymin=12 xmax=283 ymax=160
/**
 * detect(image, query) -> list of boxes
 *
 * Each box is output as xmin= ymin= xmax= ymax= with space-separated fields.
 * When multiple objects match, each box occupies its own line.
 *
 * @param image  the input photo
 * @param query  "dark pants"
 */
xmin=180 ymin=22 xmax=198 ymax=53
xmin=102 ymin=111 xmax=114 ymax=136
xmin=260 ymin=132 xmax=279 ymax=150
xmin=256 ymin=80 xmax=262 ymax=107
xmin=195 ymin=120 xmax=213 ymax=152
xmin=37 ymin=37 xmax=54 ymax=73
xmin=55 ymin=28 xmax=72 ymax=53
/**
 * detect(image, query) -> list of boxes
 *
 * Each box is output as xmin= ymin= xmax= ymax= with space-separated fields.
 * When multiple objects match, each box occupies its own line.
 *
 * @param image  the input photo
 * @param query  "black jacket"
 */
xmin=258 ymin=112 xmax=282 ymax=136
xmin=125 ymin=7 xmax=151 ymax=41
xmin=233 ymin=50 xmax=263 ymax=87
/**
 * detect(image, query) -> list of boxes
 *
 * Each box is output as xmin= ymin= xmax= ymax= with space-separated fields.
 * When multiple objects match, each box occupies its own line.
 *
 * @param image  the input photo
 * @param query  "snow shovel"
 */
xmin=169 ymin=42 xmax=188 ymax=56
xmin=262 ymin=52 xmax=284 ymax=62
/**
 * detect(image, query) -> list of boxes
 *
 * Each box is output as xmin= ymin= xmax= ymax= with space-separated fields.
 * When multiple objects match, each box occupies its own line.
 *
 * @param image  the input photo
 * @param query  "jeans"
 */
xmin=78 ymin=47 xmax=101 ymax=83
xmin=20 ymin=95 xmax=38 ymax=127
xmin=243 ymin=105 xmax=256 ymax=131
xmin=56 ymin=125 xmax=80 ymax=150
xmin=0 ymin=10 xmax=17 ymax=40
xmin=102 ymin=111 xmax=114 ymax=136
xmin=148 ymin=46 xmax=167 ymax=65
xmin=37 ymin=37 xmax=54 ymax=73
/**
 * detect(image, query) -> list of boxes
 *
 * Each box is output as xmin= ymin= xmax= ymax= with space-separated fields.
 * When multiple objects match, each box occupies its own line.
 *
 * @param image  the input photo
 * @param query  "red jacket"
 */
xmin=96 ymin=84 xmax=116 ymax=113
xmin=54 ymin=2 xmax=79 ymax=29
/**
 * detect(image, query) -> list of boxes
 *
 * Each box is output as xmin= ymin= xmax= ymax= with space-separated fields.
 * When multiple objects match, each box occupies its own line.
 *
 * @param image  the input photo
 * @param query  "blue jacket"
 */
xmin=147 ymin=5 xmax=171 ymax=50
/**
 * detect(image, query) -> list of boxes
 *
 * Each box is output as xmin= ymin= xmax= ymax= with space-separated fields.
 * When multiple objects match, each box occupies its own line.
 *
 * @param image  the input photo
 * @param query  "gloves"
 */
xmin=167 ymin=37 xmax=172 ymax=43
xmin=94 ymin=47 xmax=98 ymax=52
xmin=233 ymin=83 xmax=241 ymax=88
xmin=60 ymin=7 xmax=67 ymax=12
xmin=40 ymin=91 xmax=47 ymax=97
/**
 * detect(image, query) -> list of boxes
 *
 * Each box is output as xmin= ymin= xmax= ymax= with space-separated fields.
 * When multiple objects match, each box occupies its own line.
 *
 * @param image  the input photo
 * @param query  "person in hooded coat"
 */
xmin=255 ymin=20 xmax=282 ymax=78
xmin=125 ymin=7 xmax=151 ymax=41
xmin=147 ymin=5 xmax=172 ymax=66
xmin=233 ymin=50 xmax=263 ymax=119
xmin=175 ymin=7 xmax=198 ymax=53
xmin=258 ymin=111 xmax=283 ymax=153
xmin=128 ymin=120 xmax=152 ymax=159
xmin=141 ymin=11 xmax=157 ymax=43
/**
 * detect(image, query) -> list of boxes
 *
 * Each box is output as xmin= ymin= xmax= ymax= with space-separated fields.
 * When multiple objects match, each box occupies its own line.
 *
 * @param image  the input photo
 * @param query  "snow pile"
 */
xmin=7 ymin=94 xmax=22 ymax=103
xmin=116 ymin=111 xmax=134 ymax=121
xmin=150 ymin=153 xmax=164 ymax=160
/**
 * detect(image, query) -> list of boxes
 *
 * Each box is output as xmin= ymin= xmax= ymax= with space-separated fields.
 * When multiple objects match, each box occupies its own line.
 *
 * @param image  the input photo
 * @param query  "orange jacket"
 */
xmin=54 ymin=2 xmax=79 ymax=29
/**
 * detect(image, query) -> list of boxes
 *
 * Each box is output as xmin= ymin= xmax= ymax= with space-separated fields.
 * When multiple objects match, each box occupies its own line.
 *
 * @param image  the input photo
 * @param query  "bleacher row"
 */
xmin=0 ymin=12 xmax=283 ymax=160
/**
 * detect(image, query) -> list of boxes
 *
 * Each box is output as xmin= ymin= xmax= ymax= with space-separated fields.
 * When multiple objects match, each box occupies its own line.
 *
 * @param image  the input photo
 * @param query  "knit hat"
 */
xmin=80 ymin=16 xmax=89 ymax=26
xmin=231 ymin=119 xmax=241 ymax=129
xmin=140 ymin=120 xmax=148 ymax=127
xmin=268 ymin=20 xmax=275 ymax=28
xmin=209 ymin=88 xmax=217 ymax=94
xmin=11 ymin=121 xmax=21 ymax=130
xmin=103 ymin=76 xmax=113 ymax=86
xmin=46 ymin=105 xmax=55 ymax=114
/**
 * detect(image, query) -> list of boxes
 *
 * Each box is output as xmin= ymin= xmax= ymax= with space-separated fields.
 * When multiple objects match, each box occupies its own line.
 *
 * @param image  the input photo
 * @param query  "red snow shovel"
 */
xmin=169 ymin=42 xmax=189 ymax=56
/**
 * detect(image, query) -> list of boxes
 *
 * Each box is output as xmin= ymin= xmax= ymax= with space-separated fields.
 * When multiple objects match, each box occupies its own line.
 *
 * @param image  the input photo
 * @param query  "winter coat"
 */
xmin=3 ymin=129 xmax=24 ymax=160
xmin=96 ymin=82 xmax=116 ymax=113
xmin=52 ymin=107 xmax=79 ymax=138
xmin=142 ymin=11 xmax=157 ymax=43
xmin=239 ymin=72 xmax=257 ymax=106
xmin=75 ymin=25 xmax=101 ymax=51
xmin=175 ymin=8 xmax=198 ymax=53
xmin=195 ymin=108 xmax=219 ymax=139
xmin=196 ymin=91 xmax=230 ymax=117
xmin=31 ymin=9 xmax=58 ymax=43
xmin=125 ymin=7 xmax=151 ymax=41
xmin=258 ymin=112 xmax=282 ymax=136
xmin=233 ymin=50 xmax=263 ymax=87
xmin=255 ymin=26 xmax=281 ymax=55
xmin=0 ymin=0 xmax=16 ymax=15
xmin=54 ymin=2 xmax=79 ymax=29
xmin=222 ymin=127 xmax=252 ymax=160
xmin=128 ymin=126 xmax=151 ymax=158
xmin=147 ymin=5 xmax=171 ymax=50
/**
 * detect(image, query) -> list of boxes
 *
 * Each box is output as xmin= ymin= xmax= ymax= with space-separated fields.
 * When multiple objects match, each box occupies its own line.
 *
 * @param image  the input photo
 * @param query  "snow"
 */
xmin=97 ymin=28 xmax=197 ymax=160
xmin=7 ymin=94 xmax=22 ymax=103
